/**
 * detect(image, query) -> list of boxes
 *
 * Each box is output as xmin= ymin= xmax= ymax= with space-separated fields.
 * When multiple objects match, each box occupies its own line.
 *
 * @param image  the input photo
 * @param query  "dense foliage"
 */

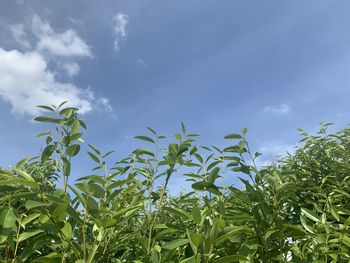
xmin=1 ymin=103 xmax=350 ymax=262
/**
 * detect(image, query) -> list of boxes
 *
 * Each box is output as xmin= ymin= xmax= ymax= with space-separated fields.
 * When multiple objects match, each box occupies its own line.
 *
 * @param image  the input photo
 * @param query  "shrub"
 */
xmin=0 ymin=104 xmax=349 ymax=262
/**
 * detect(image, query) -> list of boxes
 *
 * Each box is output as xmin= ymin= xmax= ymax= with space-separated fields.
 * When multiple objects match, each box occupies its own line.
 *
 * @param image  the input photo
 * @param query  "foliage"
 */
xmin=0 ymin=104 xmax=350 ymax=262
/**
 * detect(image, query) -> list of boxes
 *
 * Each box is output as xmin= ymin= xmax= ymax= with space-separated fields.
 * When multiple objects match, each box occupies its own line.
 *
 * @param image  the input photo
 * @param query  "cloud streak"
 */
xmin=112 ymin=13 xmax=129 ymax=51
xmin=263 ymin=104 xmax=290 ymax=115
xmin=10 ymin=24 xmax=31 ymax=49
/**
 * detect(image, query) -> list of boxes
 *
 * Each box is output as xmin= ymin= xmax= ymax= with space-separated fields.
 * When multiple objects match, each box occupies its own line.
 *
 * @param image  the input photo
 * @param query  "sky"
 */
xmin=1 ymin=0 xmax=350 ymax=193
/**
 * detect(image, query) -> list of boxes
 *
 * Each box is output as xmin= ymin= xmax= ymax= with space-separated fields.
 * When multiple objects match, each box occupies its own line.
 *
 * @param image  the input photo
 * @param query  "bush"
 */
xmin=0 ymin=104 xmax=349 ymax=262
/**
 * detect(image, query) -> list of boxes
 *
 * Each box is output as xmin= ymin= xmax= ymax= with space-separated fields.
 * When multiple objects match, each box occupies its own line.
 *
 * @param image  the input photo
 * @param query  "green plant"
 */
xmin=0 ymin=105 xmax=349 ymax=262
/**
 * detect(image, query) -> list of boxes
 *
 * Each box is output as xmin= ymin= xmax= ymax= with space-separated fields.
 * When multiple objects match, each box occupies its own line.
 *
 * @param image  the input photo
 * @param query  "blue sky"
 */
xmin=1 ymin=0 xmax=350 ymax=193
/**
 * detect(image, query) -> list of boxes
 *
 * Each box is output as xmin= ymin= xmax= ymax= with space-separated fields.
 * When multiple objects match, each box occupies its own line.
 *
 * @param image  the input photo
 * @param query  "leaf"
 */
xmin=192 ymin=206 xmax=201 ymax=224
xmin=134 ymin=136 xmax=155 ymax=143
xmin=146 ymin=127 xmax=157 ymax=136
xmin=79 ymin=120 xmax=87 ymax=129
xmin=301 ymin=208 xmax=320 ymax=222
xmin=67 ymin=144 xmax=81 ymax=157
xmin=207 ymin=167 xmax=220 ymax=184
xmin=215 ymin=226 xmax=253 ymax=245
xmin=34 ymin=116 xmax=63 ymax=124
xmin=15 ymin=157 xmax=30 ymax=169
xmin=41 ymin=144 xmax=56 ymax=163
xmin=59 ymin=107 xmax=78 ymax=116
xmin=181 ymin=122 xmax=186 ymax=134
xmin=88 ymin=144 xmax=101 ymax=155
xmin=132 ymin=148 xmax=155 ymax=157
xmin=63 ymin=161 xmax=71 ymax=177
xmin=187 ymin=231 xmax=203 ymax=254
xmin=18 ymin=229 xmax=44 ymax=242
xmin=102 ymin=150 xmax=115 ymax=158
xmin=61 ymin=222 xmax=72 ymax=240
xmin=59 ymin=101 xmax=68 ymax=108
xmin=15 ymin=170 xmax=35 ymax=182
xmin=32 ymin=252 xmax=63 ymax=262
xmin=0 ymin=207 xmax=16 ymax=243
xmin=164 ymin=207 xmax=191 ymax=220
xmin=87 ymin=151 xmax=100 ymax=163
xmin=300 ymin=216 xmax=315 ymax=234
xmin=25 ymin=200 xmax=46 ymax=210
xmin=162 ymin=239 xmax=189 ymax=250
xmin=224 ymin=133 xmax=242 ymax=139
xmin=192 ymin=181 xmax=221 ymax=195
xmin=37 ymin=105 xmax=55 ymax=112
xmin=213 ymin=255 xmax=247 ymax=263
xmin=21 ymin=213 xmax=41 ymax=227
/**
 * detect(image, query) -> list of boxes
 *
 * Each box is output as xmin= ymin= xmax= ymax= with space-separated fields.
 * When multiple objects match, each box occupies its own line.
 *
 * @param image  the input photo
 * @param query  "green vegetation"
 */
xmin=1 ymin=103 xmax=350 ymax=262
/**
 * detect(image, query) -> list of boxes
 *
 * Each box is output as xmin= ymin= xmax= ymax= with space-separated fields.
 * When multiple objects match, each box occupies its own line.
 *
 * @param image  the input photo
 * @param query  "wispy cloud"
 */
xmin=62 ymin=62 xmax=80 ymax=77
xmin=263 ymin=104 xmax=290 ymax=115
xmin=112 ymin=13 xmax=129 ymax=51
xmin=9 ymin=24 xmax=31 ymax=49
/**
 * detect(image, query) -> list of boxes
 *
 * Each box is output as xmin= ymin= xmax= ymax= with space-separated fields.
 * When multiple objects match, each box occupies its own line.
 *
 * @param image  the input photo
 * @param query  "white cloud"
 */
xmin=10 ymin=24 xmax=31 ymax=49
xmin=0 ymin=48 xmax=93 ymax=116
xmin=62 ymin=62 xmax=80 ymax=77
xmin=263 ymin=104 xmax=290 ymax=115
xmin=112 ymin=13 xmax=129 ymax=51
xmin=1 ymin=15 xmax=112 ymax=117
xmin=32 ymin=14 xmax=92 ymax=57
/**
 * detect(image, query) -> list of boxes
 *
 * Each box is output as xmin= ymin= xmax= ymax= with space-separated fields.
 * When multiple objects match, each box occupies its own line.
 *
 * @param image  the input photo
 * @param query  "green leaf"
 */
xmin=192 ymin=181 xmax=221 ymax=195
xmin=25 ymin=200 xmax=46 ymax=210
xmin=164 ymin=207 xmax=191 ymax=220
xmin=32 ymin=252 xmax=63 ymax=262
xmin=192 ymin=206 xmax=201 ymax=224
xmin=134 ymin=136 xmax=155 ymax=143
xmin=15 ymin=170 xmax=35 ymax=182
xmin=61 ymin=222 xmax=72 ymax=240
xmin=79 ymin=120 xmax=87 ymax=129
xmin=0 ymin=207 xmax=16 ymax=243
xmin=162 ymin=239 xmax=189 ymax=250
xmin=18 ymin=229 xmax=44 ymax=242
xmin=59 ymin=107 xmax=78 ymax=116
xmin=301 ymin=208 xmax=321 ymax=222
xmin=58 ymin=101 xmax=68 ymax=108
xmin=207 ymin=167 xmax=220 ymax=184
xmin=187 ymin=231 xmax=203 ymax=254
xmin=88 ymin=144 xmax=101 ymax=155
xmin=181 ymin=122 xmax=186 ymax=134
xmin=213 ymin=255 xmax=247 ymax=263
xmin=63 ymin=161 xmax=71 ymax=177
xmin=67 ymin=144 xmax=81 ymax=157
xmin=300 ymin=216 xmax=315 ymax=234
xmin=34 ymin=116 xmax=63 ymax=124
xmin=146 ymin=127 xmax=157 ymax=136
xmin=21 ymin=213 xmax=41 ymax=226
xmin=132 ymin=148 xmax=155 ymax=157
xmin=102 ymin=150 xmax=115 ymax=158
xmin=224 ymin=133 xmax=242 ymax=139
xmin=215 ymin=226 xmax=253 ymax=245
xmin=41 ymin=144 xmax=56 ymax=163
xmin=37 ymin=105 xmax=55 ymax=112
xmin=15 ymin=157 xmax=30 ymax=169
xmin=87 ymin=151 xmax=100 ymax=163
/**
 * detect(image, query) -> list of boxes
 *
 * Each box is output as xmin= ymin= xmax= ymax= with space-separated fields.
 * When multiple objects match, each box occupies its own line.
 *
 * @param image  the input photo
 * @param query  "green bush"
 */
xmin=0 ymin=104 xmax=349 ymax=262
